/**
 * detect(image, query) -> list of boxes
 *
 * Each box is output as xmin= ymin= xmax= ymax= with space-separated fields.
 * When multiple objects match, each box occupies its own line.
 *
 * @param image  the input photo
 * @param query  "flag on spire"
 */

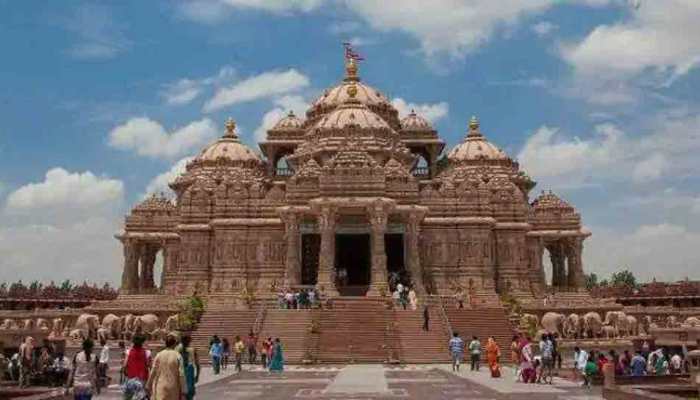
xmin=343 ymin=42 xmax=364 ymax=61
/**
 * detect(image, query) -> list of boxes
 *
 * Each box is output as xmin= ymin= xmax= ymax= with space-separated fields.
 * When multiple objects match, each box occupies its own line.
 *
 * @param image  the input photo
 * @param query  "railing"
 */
xmin=431 ymin=295 xmax=453 ymax=338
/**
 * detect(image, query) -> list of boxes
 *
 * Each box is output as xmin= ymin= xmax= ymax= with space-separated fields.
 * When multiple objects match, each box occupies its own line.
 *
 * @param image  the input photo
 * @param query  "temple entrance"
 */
xmin=385 ymin=234 xmax=406 ymax=291
xmin=301 ymin=234 xmax=320 ymax=285
xmin=335 ymin=234 xmax=370 ymax=296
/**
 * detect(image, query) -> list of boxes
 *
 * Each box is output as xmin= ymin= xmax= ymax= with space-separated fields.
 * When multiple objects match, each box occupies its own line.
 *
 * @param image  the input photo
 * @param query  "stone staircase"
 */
xmin=394 ymin=309 xmax=451 ymax=363
xmin=190 ymin=309 xmax=257 ymax=363
xmin=256 ymin=309 xmax=312 ymax=364
xmin=317 ymin=297 xmax=392 ymax=363
xmin=445 ymin=307 xmax=514 ymax=355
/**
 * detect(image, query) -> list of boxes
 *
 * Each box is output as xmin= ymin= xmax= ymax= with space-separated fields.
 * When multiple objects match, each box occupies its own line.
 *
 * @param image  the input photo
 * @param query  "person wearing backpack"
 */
xmin=65 ymin=339 xmax=99 ymax=400
xmin=123 ymin=335 xmax=150 ymax=400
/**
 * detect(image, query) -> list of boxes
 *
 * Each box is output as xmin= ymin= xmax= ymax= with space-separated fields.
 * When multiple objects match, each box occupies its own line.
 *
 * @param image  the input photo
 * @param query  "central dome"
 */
xmin=447 ymin=116 xmax=509 ymax=162
xmin=196 ymin=118 xmax=262 ymax=164
xmin=306 ymin=58 xmax=400 ymax=129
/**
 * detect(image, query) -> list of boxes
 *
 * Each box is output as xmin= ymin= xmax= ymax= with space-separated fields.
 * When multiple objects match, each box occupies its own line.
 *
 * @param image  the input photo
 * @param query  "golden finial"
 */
xmin=346 ymin=82 xmax=358 ymax=99
xmin=344 ymin=57 xmax=359 ymax=82
xmin=467 ymin=115 xmax=482 ymax=138
xmin=224 ymin=117 xmax=237 ymax=138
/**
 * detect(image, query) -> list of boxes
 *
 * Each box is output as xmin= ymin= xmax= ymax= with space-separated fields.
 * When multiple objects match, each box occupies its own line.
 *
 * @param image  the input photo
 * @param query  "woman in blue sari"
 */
xmin=268 ymin=338 xmax=284 ymax=372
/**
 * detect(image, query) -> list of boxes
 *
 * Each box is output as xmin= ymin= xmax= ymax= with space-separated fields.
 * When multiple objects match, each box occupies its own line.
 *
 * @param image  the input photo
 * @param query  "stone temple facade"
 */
xmin=116 ymin=58 xmax=590 ymax=299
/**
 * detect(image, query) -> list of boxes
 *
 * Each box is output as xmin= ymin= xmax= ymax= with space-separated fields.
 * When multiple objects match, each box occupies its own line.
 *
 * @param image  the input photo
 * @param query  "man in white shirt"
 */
xmin=670 ymin=353 xmax=683 ymax=374
xmin=573 ymin=347 xmax=588 ymax=382
xmin=99 ymin=339 xmax=110 ymax=384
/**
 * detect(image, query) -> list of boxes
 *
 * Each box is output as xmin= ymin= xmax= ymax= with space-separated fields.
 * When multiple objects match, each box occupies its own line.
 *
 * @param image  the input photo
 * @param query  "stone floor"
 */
xmin=101 ymin=364 xmax=604 ymax=400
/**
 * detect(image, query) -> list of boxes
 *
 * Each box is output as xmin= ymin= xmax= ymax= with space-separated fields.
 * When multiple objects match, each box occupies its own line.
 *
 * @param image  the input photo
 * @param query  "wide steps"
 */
xmin=394 ymin=309 xmax=450 ymax=363
xmin=445 ymin=308 xmax=514 ymax=355
xmin=257 ymin=309 xmax=311 ymax=363
xmin=190 ymin=309 xmax=257 ymax=363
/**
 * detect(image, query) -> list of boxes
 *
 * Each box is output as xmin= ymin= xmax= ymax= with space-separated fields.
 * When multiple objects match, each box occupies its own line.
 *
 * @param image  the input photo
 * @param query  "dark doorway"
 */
xmin=335 ymin=234 xmax=370 ymax=294
xmin=385 ymin=234 xmax=406 ymax=290
xmin=301 ymin=234 xmax=320 ymax=285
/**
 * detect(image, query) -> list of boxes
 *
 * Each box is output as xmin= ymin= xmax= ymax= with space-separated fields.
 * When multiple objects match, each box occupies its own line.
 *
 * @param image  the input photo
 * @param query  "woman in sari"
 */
xmin=486 ymin=337 xmax=501 ymax=378
xmin=510 ymin=335 xmax=521 ymax=380
xmin=268 ymin=338 xmax=284 ymax=373
xmin=177 ymin=335 xmax=199 ymax=400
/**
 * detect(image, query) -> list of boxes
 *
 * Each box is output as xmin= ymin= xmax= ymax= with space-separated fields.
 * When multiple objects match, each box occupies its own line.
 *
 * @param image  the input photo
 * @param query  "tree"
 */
xmin=610 ymin=269 xmax=637 ymax=288
xmin=584 ymin=273 xmax=599 ymax=290
xmin=177 ymin=295 xmax=205 ymax=331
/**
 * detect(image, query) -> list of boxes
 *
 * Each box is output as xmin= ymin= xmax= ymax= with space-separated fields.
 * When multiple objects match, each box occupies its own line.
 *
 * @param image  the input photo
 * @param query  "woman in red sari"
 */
xmin=486 ymin=336 xmax=501 ymax=378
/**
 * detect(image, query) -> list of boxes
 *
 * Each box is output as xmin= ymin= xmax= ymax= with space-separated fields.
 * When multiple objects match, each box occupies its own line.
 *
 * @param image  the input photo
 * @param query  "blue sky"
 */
xmin=1 ymin=0 xmax=699 ymax=284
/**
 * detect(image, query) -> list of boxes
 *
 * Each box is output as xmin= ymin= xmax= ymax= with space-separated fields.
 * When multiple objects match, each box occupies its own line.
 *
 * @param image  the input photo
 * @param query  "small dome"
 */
xmin=132 ymin=193 xmax=175 ymax=214
xmin=309 ymin=58 xmax=395 ymax=118
xmin=401 ymin=110 xmax=433 ymax=131
xmin=314 ymin=84 xmax=391 ymax=130
xmin=447 ymin=116 xmax=509 ymax=162
xmin=196 ymin=118 xmax=262 ymax=164
xmin=531 ymin=190 xmax=575 ymax=212
xmin=271 ymin=110 xmax=303 ymax=130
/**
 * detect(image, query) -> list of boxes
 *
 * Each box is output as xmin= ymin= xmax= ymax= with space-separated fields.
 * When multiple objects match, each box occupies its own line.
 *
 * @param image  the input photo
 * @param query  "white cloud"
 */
xmin=391 ymin=98 xmax=449 ymax=123
xmin=144 ymin=157 xmax=193 ymax=197
xmin=518 ymin=111 xmax=700 ymax=188
xmin=344 ymin=0 xmax=553 ymax=59
xmin=109 ymin=117 xmax=218 ymax=159
xmin=531 ymin=21 xmax=558 ymax=37
xmin=560 ymin=0 xmax=700 ymax=104
xmin=177 ymin=0 xmax=322 ymax=23
xmin=161 ymin=66 xmax=236 ymax=106
xmin=203 ymin=69 xmax=310 ymax=113
xmin=64 ymin=4 xmax=131 ymax=60
xmin=5 ymin=168 xmax=123 ymax=216
xmin=585 ymin=223 xmax=700 ymax=281
xmin=1 ymin=168 xmax=125 ymax=284
xmin=254 ymin=95 xmax=309 ymax=143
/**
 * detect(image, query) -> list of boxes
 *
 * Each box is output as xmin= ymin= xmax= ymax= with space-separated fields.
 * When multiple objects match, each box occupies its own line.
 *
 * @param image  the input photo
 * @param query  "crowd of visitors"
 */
xmin=208 ymin=333 xmax=284 ymax=375
xmin=3 ymin=337 xmax=74 ymax=387
xmin=277 ymin=288 xmax=319 ymax=309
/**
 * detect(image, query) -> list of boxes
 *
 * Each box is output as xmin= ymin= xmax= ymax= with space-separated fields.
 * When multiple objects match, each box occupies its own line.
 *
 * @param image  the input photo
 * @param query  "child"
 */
xmin=583 ymin=356 xmax=599 ymax=388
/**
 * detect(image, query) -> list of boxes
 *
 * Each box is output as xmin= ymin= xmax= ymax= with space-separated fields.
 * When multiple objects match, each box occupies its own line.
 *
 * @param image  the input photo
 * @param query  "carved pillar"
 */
xmin=316 ymin=206 xmax=338 ymax=296
xmin=121 ymin=239 xmax=140 ymax=293
xmin=367 ymin=203 xmax=389 ymax=296
xmin=282 ymin=211 xmax=301 ymax=287
xmin=549 ymin=242 xmax=567 ymax=291
xmin=567 ymin=238 xmax=585 ymax=290
xmin=139 ymin=244 xmax=157 ymax=292
xmin=406 ymin=212 xmax=426 ymax=295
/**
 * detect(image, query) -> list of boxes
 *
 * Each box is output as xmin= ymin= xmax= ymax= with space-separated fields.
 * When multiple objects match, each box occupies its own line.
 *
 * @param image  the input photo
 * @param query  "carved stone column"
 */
xmin=139 ymin=244 xmax=157 ymax=292
xmin=406 ymin=212 xmax=426 ymax=295
xmin=316 ymin=206 xmax=338 ymax=296
xmin=367 ymin=204 xmax=389 ymax=296
xmin=549 ymin=242 xmax=567 ymax=291
xmin=281 ymin=211 xmax=301 ymax=287
xmin=120 ymin=239 xmax=140 ymax=293
xmin=567 ymin=238 xmax=585 ymax=290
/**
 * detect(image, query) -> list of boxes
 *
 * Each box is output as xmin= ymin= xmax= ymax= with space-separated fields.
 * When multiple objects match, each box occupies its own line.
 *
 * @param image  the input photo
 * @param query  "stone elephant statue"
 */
xmin=583 ymin=312 xmax=603 ymax=338
xmin=564 ymin=313 xmax=582 ymax=338
xmin=0 ymin=319 xmax=18 ymax=330
xmin=150 ymin=328 xmax=168 ymax=341
xmin=96 ymin=327 xmax=110 ymax=342
xmin=626 ymin=315 xmax=639 ymax=336
xmin=134 ymin=314 xmax=160 ymax=336
xmin=602 ymin=325 xmax=618 ymax=339
xmin=604 ymin=311 xmax=628 ymax=337
xmin=164 ymin=315 xmax=179 ymax=332
xmin=101 ymin=314 xmax=122 ymax=339
xmin=75 ymin=314 xmax=100 ymax=338
xmin=122 ymin=314 xmax=136 ymax=334
xmin=69 ymin=328 xmax=85 ymax=341
xmin=51 ymin=318 xmax=65 ymax=336
xmin=21 ymin=319 xmax=35 ymax=330
xmin=666 ymin=315 xmax=680 ymax=328
xmin=540 ymin=312 xmax=566 ymax=336
xmin=684 ymin=317 xmax=700 ymax=327
xmin=640 ymin=315 xmax=657 ymax=335
xmin=36 ymin=318 xmax=51 ymax=332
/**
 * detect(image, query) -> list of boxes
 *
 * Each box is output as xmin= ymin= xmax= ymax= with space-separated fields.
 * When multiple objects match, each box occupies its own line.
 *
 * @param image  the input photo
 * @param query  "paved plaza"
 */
xmin=102 ymin=364 xmax=603 ymax=400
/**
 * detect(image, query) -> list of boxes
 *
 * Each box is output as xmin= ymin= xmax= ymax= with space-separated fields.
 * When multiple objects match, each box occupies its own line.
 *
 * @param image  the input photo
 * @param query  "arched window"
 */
xmin=275 ymin=155 xmax=293 ymax=176
xmin=411 ymin=154 xmax=429 ymax=177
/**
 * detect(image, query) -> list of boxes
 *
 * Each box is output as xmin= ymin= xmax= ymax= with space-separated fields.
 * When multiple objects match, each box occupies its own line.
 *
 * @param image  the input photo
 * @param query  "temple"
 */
xmin=116 ymin=57 xmax=590 ymax=300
